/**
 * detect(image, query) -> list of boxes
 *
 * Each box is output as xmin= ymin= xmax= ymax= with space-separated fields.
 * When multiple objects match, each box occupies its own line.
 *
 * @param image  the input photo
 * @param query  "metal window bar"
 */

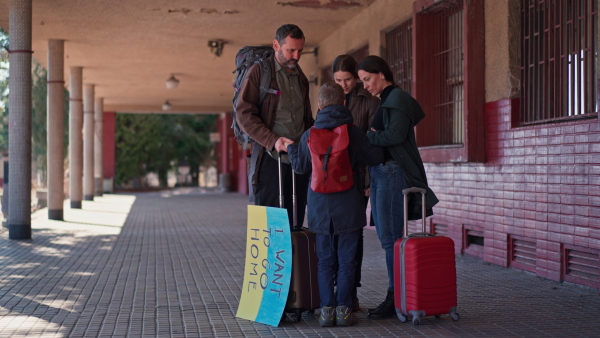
xmin=431 ymin=5 xmax=464 ymax=145
xmin=385 ymin=20 xmax=413 ymax=94
xmin=521 ymin=0 xmax=598 ymax=124
xmin=348 ymin=45 xmax=369 ymax=66
xmin=321 ymin=64 xmax=332 ymax=84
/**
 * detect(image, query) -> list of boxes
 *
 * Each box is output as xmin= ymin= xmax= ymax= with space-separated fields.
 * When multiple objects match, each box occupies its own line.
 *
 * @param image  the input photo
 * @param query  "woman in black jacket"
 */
xmin=357 ymin=55 xmax=439 ymax=319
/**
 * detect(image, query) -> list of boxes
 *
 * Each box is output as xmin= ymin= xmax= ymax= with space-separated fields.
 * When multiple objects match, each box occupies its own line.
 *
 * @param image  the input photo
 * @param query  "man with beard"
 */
xmin=236 ymin=24 xmax=313 ymax=228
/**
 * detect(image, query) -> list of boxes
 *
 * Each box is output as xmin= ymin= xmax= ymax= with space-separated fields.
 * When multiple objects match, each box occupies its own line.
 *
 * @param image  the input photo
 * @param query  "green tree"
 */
xmin=31 ymin=61 xmax=47 ymax=181
xmin=0 ymin=28 xmax=69 ymax=183
xmin=115 ymin=113 xmax=215 ymax=188
xmin=0 ymin=28 xmax=9 ymax=155
xmin=168 ymin=114 xmax=216 ymax=186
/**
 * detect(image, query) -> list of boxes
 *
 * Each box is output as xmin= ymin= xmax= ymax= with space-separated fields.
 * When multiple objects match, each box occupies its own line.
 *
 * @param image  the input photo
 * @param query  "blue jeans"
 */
xmin=370 ymin=161 xmax=409 ymax=291
xmin=316 ymin=229 xmax=360 ymax=307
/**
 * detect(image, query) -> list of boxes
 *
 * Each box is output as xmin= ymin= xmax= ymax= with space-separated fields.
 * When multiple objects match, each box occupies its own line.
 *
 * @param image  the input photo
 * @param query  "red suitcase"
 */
xmin=278 ymin=153 xmax=320 ymax=323
xmin=393 ymin=187 xmax=459 ymax=325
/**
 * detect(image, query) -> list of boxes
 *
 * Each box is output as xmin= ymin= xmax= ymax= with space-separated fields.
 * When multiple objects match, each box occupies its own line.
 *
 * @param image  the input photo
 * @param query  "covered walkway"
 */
xmin=1 ymin=189 xmax=599 ymax=337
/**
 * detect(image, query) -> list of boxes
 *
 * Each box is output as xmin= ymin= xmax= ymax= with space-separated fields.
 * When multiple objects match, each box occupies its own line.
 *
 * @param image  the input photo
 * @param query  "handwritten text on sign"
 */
xmin=236 ymin=205 xmax=292 ymax=327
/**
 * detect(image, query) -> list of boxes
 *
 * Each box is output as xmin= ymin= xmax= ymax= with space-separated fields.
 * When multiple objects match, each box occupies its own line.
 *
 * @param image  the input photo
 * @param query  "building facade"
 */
xmin=228 ymin=0 xmax=600 ymax=290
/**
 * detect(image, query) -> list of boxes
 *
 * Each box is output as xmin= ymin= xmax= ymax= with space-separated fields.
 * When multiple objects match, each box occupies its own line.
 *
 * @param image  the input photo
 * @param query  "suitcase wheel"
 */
xmin=286 ymin=312 xmax=299 ymax=323
xmin=284 ymin=309 xmax=303 ymax=323
xmin=449 ymin=307 xmax=460 ymax=321
xmin=396 ymin=309 xmax=408 ymax=323
xmin=408 ymin=310 xmax=425 ymax=325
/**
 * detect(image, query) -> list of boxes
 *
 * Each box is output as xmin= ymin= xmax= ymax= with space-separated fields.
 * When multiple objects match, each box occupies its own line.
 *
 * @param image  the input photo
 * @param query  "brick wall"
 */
xmin=421 ymin=98 xmax=600 ymax=288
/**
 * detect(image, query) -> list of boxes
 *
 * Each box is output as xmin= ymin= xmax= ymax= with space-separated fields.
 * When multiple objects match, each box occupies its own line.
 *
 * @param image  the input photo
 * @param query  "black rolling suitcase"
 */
xmin=278 ymin=153 xmax=320 ymax=322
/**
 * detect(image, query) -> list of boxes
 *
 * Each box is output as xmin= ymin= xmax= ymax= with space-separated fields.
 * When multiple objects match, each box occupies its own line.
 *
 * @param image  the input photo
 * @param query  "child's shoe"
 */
xmin=319 ymin=306 xmax=335 ymax=327
xmin=336 ymin=305 xmax=357 ymax=326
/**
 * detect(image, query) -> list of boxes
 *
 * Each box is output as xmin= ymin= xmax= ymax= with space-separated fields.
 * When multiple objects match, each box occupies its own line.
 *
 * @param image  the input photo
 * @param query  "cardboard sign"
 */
xmin=236 ymin=205 xmax=292 ymax=326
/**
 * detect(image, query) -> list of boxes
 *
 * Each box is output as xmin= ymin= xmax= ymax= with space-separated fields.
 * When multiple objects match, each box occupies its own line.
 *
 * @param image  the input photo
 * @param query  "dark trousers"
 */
xmin=355 ymin=194 xmax=370 ymax=289
xmin=334 ymin=196 xmax=367 ymax=298
xmin=355 ymin=228 xmax=364 ymax=290
xmin=254 ymin=154 xmax=309 ymax=228
xmin=317 ymin=228 xmax=360 ymax=307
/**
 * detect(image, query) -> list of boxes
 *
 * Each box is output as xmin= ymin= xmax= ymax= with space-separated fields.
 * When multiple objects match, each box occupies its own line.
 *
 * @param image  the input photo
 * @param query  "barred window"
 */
xmin=521 ymin=0 xmax=598 ymax=124
xmin=385 ymin=19 xmax=413 ymax=94
xmin=414 ymin=0 xmax=465 ymax=147
xmin=348 ymin=45 xmax=369 ymax=66
xmin=413 ymin=0 xmax=485 ymax=163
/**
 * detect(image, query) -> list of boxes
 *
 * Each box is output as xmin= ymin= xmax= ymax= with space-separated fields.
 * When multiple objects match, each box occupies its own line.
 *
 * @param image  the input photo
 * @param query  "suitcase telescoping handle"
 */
xmin=278 ymin=151 xmax=298 ymax=229
xmin=402 ymin=187 xmax=427 ymax=238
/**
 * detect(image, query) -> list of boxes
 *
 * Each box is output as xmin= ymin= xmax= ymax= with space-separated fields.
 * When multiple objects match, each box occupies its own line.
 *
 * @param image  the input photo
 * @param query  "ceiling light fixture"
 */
xmin=166 ymin=74 xmax=179 ymax=89
xmin=208 ymin=40 xmax=225 ymax=57
xmin=162 ymin=100 xmax=172 ymax=111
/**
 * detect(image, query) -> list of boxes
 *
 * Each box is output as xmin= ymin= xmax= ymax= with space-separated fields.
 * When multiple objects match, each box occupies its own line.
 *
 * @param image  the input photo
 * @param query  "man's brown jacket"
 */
xmin=235 ymin=54 xmax=313 ymax=187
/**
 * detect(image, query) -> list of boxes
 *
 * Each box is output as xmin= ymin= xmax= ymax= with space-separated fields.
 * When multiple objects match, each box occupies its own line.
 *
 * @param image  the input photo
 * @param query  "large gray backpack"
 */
xmin=231 ymin=46 xmax=279 ymax=148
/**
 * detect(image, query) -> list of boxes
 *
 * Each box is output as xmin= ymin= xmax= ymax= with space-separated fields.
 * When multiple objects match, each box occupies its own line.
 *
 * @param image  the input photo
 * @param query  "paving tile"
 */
xmin=1 ymin=189 xmax=599 ymax=337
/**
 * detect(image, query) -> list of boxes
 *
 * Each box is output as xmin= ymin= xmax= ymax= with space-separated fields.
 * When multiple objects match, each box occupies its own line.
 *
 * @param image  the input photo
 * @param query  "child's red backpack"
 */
xmin=307 ymin=124 xmax=354 ymax=193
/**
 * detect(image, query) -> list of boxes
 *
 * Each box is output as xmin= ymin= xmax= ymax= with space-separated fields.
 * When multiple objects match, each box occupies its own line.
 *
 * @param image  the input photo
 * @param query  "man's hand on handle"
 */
xmin=275 ymin=137 xmax=294 ymax=153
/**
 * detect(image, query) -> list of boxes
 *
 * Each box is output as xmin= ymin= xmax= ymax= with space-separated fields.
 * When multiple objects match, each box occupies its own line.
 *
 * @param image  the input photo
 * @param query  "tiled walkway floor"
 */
xmin=1 ymin=188 xmax=599 ymax=337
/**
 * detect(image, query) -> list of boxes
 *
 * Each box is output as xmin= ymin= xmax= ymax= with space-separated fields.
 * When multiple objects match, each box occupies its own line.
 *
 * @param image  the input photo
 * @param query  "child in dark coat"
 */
xmin=286 ymin=82 xmax=383 ymax=327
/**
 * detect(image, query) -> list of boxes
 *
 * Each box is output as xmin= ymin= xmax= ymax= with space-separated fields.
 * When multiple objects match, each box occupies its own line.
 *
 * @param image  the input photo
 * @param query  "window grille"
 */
xmin=440 ymin=8 xmax=464 ymax=145
xmin=520 ymin=0 xmax=598 ymax=124
xmin=510 ymin=237 xmax=537 ymax=272
xmin=413 ymin=0 xmax=484 ymax=162
xmin=433 ymin=223 xmax=449 ymax=237
xmin=463 ymin=226 xmax=484 ymax=258
xmin=385 ymin=20 xmax=413 ymax=94
xmin=422 ymin=4 xmax=464 ymax=146
xmin=564 ymin=247 xmax=600 ymax=288
xmin=348 ymin=45 xmax=369 ymax=66
xmin=321 ymin=64 xmax=332 ymax=84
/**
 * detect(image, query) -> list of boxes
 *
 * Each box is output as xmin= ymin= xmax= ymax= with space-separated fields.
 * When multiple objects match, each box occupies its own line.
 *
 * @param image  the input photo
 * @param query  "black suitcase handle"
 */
xmin=277 ymin=151 xmax=298 ymax=229
xmin=402 ymin=187 xmax=427 ymax=237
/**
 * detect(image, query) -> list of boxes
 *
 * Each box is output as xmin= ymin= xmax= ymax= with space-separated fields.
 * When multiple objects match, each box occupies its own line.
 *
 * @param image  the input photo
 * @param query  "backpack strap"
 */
xmin=252 ymin=58 xmax=280 ymax=149
xmin=256 ymin=59 xmax=280 ymax=103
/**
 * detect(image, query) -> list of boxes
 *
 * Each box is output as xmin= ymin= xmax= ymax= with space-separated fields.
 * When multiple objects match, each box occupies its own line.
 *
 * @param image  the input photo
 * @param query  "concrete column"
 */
xmin=83 ymin=84 xmax=95 ymax=201
xmin=69 ymin=67 xmax=83 ymax=208
xmin=103 ymin=113 xmax=116 ymax=193
xmin=47 ymin=39 xmax=65 ymax=220
xmin=8 ymin=0 xmax=33 ymax=239
xmin=94 ymin=97 xmax=103 ymax=197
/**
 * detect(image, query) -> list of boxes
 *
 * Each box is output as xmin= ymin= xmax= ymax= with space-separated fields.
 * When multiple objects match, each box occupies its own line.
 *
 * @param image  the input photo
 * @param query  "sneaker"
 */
xmin=319 ymin=306 xmax=335 ymax=327
xmin=336 ymin=305 xmax=357 ymax=326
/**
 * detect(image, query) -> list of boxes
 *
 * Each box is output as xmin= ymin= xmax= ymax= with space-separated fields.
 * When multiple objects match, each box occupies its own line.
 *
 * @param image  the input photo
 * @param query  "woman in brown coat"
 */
xmin=331 ymin=54 xmax=381 ymax=311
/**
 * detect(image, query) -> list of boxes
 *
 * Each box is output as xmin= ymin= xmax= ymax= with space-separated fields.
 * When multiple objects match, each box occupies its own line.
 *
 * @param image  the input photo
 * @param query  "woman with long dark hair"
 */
xmin=357 ymin=55 xmax=439 ymax=319
xmin=331 ymin=54 xmax=380 ymax=311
